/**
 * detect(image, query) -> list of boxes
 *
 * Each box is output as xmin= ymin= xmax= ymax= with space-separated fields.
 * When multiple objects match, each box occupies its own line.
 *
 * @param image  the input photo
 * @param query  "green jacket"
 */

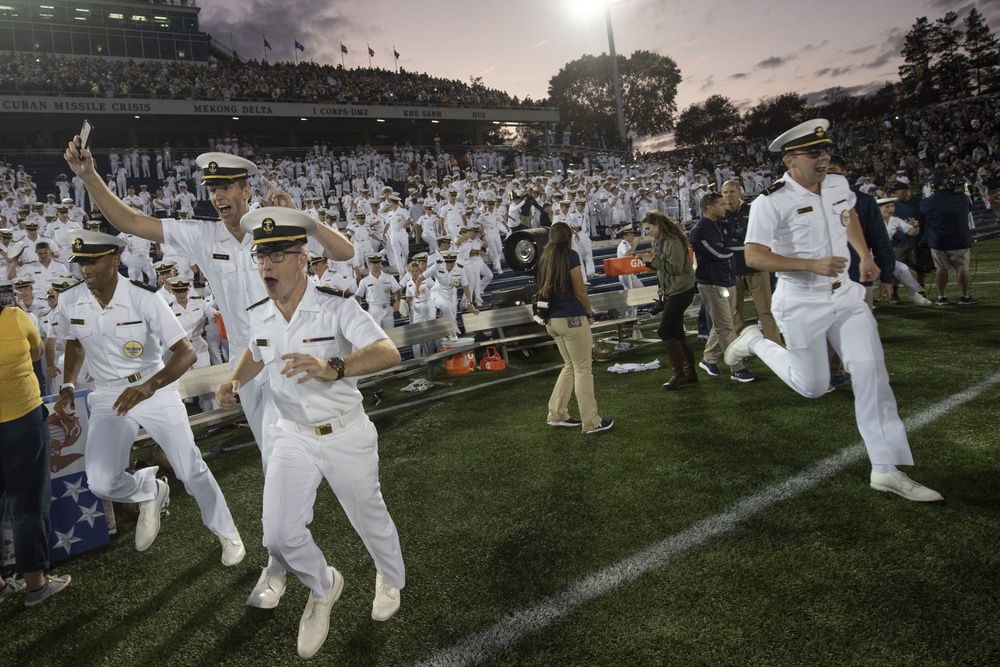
xmin=648 ymin=234 xmax=695 ymax=297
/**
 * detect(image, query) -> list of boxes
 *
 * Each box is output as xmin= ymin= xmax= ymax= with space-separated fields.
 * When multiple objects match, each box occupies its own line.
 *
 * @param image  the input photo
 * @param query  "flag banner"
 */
xmin=368 ymin=46 xmax=375 ymax=57
xmin=341 ymin=44 xmax=348 ymax=54
xmin=264 ymin=38 xmax=272 ymax=50
xmin=295 ymin=40 xmax=305 ymax=52
xmin=393 ymin=49 xmax=400 ymax=59
xmin=1 ymin=391 xmax=114 ymax=569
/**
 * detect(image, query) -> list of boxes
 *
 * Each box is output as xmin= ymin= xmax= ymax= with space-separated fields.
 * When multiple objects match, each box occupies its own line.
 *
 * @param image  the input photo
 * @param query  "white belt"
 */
xmin=778 ymin=279 xmax=844 ymax=293
xmin=277 ymin=403 xmax=365 ymax=437
xmin=97 ymin=365 xmax=161 ymax=389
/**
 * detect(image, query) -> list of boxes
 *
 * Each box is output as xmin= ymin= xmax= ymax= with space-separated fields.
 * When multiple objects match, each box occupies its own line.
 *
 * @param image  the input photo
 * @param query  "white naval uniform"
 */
xmin=54 ymin=276 xmax=239 ymax=540
xmin=162 ymin=217 xmax=275 ymax=465
xmin=424 ymin=261 xmax=467 ymax=332
xmin=248 ymin=283 xmax=404 ymax=598
xmin=745 ymin=173 xmax=914 ymax=466
xmin=617 ymin=238 xmax=642 ymax=318
xmin=356 ymin=271 xmax=400 ymax=330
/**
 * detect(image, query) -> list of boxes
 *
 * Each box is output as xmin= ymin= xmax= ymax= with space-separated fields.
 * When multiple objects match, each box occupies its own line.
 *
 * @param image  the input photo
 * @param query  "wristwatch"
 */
xmin=326 ymin=356 xmax=346 ymax=381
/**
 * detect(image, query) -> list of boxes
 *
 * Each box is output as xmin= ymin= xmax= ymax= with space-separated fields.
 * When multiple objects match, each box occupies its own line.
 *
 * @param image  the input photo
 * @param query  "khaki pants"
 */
xmin=733 ymin=271 xmax=781 ymax=344
xmin=698 ymin=284 xmax=744 ymax=372
xmin=546 ymin=316 xmax=601 ymax=432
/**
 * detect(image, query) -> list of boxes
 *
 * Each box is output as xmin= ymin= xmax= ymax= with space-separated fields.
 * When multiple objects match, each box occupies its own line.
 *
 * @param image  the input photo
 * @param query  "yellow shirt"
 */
xmin=0 ymin=306 xmax=43 ymax=422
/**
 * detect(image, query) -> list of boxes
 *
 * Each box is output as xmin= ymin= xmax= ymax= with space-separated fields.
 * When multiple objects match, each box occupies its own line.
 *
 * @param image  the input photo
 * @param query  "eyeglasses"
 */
xmin=251 ymin=249 xmax=303 ymax=265
xmin=791 ymin=146 xmax=832 ymax=159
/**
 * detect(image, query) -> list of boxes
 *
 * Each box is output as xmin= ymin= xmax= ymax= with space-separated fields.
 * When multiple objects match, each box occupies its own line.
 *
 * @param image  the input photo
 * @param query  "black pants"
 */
xmin=658 ymin=287 xmax=696 ymax=341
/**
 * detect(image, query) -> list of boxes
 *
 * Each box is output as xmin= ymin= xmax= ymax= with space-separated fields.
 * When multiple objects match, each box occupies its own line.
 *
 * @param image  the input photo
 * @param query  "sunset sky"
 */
xmin=198 ymin=0 xmax=1000 ymax=146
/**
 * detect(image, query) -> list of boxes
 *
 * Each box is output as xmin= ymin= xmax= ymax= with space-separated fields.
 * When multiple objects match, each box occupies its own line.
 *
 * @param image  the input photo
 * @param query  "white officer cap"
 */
xmin=240 ymin=208 xmax=316 ymax=247
xmin=768 ymin=118 xmax=832 ymax=153
xmin=196 ymin=152 xmax=258 ymax=185
xmin=153 ymin=259 xmax=177 ymax=274
xmin=166 ymin=275 xmax=194 ymax=291
xmin=13 ymin=275 xmax=34 ymax=288
xmin=6 ymin=240 xmax=25 ymax=259
xmin=876 ymin=197 xmax=897 ymax=206
xmin=67 ymin=229 xmax=126 ymax=262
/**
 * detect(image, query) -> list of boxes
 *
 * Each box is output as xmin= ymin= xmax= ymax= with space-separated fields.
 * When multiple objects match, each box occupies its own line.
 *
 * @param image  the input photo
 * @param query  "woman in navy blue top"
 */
xmin=536 ymin=223 xmax=613 ymax=434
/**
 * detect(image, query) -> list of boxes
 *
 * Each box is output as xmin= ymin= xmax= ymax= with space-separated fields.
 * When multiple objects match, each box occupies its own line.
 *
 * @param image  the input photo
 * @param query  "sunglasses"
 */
xmin=790 ymin=146 xmax=833 ymax=159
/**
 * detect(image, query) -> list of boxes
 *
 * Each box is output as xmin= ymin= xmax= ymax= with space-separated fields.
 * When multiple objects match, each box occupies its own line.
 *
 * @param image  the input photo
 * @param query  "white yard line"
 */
xmin=413 ymin=371 xmax=1000 ymax=667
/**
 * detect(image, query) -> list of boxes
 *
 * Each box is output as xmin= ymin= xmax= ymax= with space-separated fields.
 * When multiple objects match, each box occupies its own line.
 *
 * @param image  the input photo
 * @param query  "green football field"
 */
xmin=5 ymin=240 xmax=1000 ymax=667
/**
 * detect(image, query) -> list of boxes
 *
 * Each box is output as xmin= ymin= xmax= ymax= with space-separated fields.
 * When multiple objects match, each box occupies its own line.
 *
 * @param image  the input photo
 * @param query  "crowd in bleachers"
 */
xmin=644 ymin=93 xmax=1000 ymax=211
xmin=0 ymin=52 xmax=537 ymax=107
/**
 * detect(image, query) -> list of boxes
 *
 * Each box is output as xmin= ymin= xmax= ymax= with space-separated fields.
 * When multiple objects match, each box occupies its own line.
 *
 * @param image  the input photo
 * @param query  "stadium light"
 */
xmin=568 ymin=0 xmax=629 ymax=144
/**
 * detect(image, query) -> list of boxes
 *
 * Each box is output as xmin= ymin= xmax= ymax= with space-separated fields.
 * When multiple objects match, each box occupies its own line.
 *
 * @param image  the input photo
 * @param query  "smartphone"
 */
xmin=79 ymin=119 xmax=93 ymax=152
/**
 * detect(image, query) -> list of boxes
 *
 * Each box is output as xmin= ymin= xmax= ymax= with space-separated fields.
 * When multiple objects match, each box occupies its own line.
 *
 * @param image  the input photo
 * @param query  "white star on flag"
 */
xmin=77 ymin=501 xmax=105 ymax=528
xmin=61 ymin=478 xmax=86 ymax=503
xmin=53 ymin=527 xmax=83 ymax=554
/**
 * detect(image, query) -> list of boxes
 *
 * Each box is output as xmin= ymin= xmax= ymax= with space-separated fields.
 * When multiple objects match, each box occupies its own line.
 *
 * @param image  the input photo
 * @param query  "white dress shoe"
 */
xmin=372 ymin=573 xmax=401 ymax=621
xmin=870 ymin=470 xmax=943 ymax=502
xmin=219 ymin=533 xmax=245 ymax=566
xmin=297 ymin=567 xmax=344 ymax=660
xmin=246 ymin=567 xmax=287 ymax=609
xmin=724 ymin=325 xmax=762 ymax=367
xmin=135 ymin=477 xmax=170 ymax=552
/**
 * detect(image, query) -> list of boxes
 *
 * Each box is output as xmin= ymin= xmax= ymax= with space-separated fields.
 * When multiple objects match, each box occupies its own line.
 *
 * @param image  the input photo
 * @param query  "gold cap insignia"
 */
xmin=208 ymin=161 xmax=218 ymax=174
xmin=262 ymin=218 xmax=275 ymax=234
xmin=816 ymin=127 xmax=826 ymax=138
xmin=73 ymin=238 xmax=83 ymax=251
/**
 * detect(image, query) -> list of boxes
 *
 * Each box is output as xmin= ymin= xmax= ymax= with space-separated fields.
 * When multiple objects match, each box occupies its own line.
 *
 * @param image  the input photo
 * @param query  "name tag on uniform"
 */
xmin=796 ymin=207 xmax=813 ymax=215
xmin=70 ymin=318 xmax=85 ymax=325
xmin=256 ymin=338 xmax=269 ymax=347
xmin=117 ymin=320 xmax=142 ymax=326
xmin=213 ymin=253 xmax=230 ymax=260
xmin=302 ymin=336 xmax=335 ymax=343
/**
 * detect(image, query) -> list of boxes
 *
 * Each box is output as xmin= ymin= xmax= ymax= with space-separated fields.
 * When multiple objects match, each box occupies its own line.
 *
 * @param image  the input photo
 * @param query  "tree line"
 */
xmin=542 ymin=7 xmax=999 ymax=149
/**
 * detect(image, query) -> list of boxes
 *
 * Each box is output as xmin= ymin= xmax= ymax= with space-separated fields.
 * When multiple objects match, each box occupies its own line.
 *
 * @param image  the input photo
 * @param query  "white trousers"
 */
xmin=85 ymin=383 xmax=239 ymax=540
xmin=893 ymin=261 xmax=924 ymax=299
xmin=749 ymin=279 xmax=914 ymax=466
xmin=368 ymin=303 xmax=395 ymax=330
xmin=263 ymin=411 xmax=404 ymax=598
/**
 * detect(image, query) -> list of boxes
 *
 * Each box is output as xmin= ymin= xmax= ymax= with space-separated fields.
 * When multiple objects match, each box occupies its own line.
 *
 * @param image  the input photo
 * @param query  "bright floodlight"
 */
xmin=568 ymin=0 xmax=609 ymax=20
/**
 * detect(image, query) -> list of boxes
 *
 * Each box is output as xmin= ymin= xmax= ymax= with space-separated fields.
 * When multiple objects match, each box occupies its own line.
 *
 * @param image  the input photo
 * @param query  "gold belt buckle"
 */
xmin=315 ymin=423 xmax=333 ymax=436
xmin=832 ymin=280 xmax=842 ymax=290
xmin=126 ymin=371 xmax=142 ymax=382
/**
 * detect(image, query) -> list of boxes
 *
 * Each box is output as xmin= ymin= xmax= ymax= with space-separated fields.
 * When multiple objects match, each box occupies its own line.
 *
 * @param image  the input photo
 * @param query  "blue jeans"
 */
xmin=0 ymin=406 xmax=52 ymax=574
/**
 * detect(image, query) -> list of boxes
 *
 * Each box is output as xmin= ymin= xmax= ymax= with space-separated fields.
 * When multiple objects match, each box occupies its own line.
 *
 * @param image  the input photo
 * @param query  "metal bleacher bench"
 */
xmin=462 ymin=285 xmax=660 ymax=363
xmin=358 ymin=317 xmax=475 ymax=385
xmin=133 ymin=317 xmax=468 ymax=449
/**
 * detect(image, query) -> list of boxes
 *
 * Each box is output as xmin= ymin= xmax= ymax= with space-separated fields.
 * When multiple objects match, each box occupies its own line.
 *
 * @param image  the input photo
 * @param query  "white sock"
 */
xmin=872 ymin=464 xmax=897 ymax=474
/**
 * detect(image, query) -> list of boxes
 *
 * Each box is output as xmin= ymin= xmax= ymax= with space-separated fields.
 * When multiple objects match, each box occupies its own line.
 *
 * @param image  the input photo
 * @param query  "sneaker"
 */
xmin=297 ymin=567 xmax=344 ymax=660
xmin=547 ymin=418 xmax=583 ymax=427
xmin=959 ymin=295 xmax=979 ymax=305
xmin=584 ymin=416 xmax=614 ymax=434
xmin=135 ymin=477 xmax=170 ymax=552
xmin=870 ymin=470 xmax=943 ymax=502
xmin=730 ymin=368 xmax=756 ymax=383
xmin=220 ymin=533 xmax=246 ymax=567
xmin=724 ymin=326 xmax=763 ymax=367
xmin=24 ymin=574 xmax=71 ymax=607
xmin=911 ymin=292 xmax=932 ymax=306
xmin=936 ymin=296 xmax=949 ymax=305
xmin=827 ymin=373 xmax=852 ymax=393
xmin=0 ymin=577 xmax=26 ymax=604
xmin=247 ymin=567 xmax=287 ymax=609
xmin=372 ymin=573 xmax=401 ymax=621
xmin=698 ymin=360 xmax=721 ymax=377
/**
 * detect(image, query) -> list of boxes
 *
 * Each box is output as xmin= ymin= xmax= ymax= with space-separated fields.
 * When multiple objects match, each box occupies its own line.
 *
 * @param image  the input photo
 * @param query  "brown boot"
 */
xmin=662 ymin=339 xmax=689 ymax=390
xmin=680 ymin=338 xmax=698 ymax=384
